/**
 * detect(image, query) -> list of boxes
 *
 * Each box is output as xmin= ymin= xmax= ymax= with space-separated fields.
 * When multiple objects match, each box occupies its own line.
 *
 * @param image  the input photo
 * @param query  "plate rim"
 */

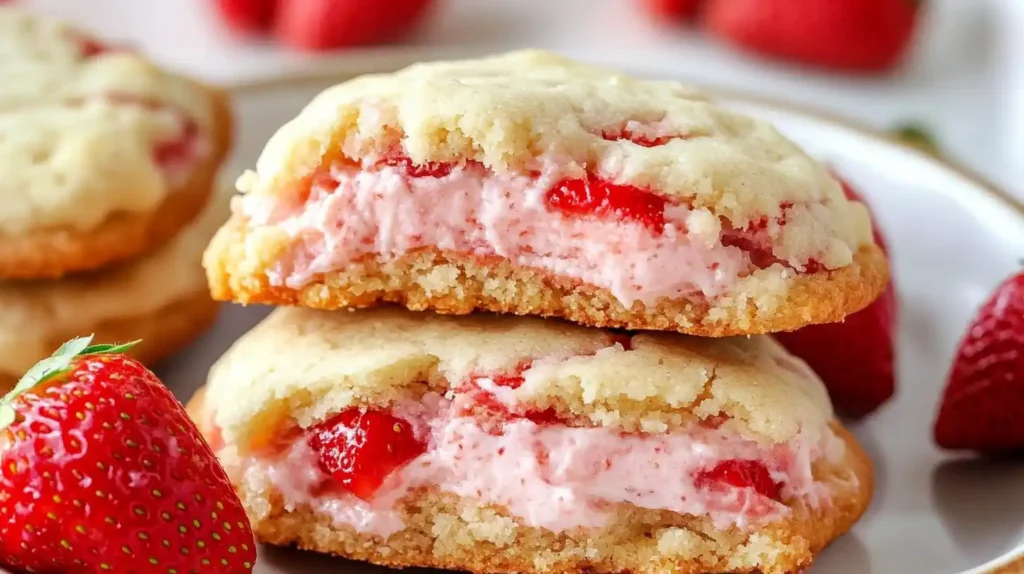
xmin=225 ymin=63 xmax=1024 ymax=574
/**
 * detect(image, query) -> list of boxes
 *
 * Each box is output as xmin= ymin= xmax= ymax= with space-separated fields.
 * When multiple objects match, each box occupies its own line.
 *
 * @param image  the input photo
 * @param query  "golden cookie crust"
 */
xmin=205 ymin=214 xmax=888 ymax=337
xmin=0 ymin=88 xmax=232 ymax=279
xmin=187 ymin=384 xmax=871 ymax=574
xmin=0 ymin=292 xmax=218 ymax=393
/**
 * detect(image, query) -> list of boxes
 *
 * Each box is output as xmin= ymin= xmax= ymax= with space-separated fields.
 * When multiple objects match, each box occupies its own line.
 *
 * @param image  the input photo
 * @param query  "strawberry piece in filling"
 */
xmin=308 ymin=408 xmax=426 ymax=500
xmin=694 ymin=459 xmax=783 ymax=502
xmin=545 ymin=176 xmax=668 ymax=230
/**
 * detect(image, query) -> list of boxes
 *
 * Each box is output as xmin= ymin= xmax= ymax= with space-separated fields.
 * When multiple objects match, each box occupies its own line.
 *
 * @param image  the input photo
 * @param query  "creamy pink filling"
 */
xmin=238 ymin=394 xmax=840 ymax=539
xmin=242 ymin=162 xmax=752 ymax=307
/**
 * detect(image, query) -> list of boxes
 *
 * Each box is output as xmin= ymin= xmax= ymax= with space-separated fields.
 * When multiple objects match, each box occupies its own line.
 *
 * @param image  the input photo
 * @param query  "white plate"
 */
xmin=159 ymin=72 xmax=1024 ymax=574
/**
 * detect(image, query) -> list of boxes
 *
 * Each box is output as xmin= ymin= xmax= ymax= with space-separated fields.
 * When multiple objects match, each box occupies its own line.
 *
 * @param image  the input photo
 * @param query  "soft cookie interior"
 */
xmin=190 ymin=307 xmax=873 ymax=574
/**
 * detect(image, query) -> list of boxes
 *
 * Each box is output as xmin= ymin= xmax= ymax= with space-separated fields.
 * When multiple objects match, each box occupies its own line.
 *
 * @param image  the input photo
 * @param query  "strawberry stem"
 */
xmin=891 ymin=122 xmax=940 ymax=156
xmin=0 ymin=335 xmax=140 ymax=429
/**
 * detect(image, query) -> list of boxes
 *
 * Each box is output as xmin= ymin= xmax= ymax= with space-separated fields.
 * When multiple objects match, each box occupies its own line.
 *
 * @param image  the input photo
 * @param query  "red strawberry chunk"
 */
xmin=546 ymin=176 xmax=668 ymax=230
xmin=694 ymin=459 xmax=782 ymax=501
xmin=308 ymin=408 xmax=426 ymax=500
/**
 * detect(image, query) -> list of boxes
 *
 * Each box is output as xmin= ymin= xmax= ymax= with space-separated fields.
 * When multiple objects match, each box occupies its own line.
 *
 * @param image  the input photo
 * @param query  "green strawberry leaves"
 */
xmin=0 ymin=335 xmax=140 ymax=430
xmin=891 ymin=122 xmax=941 ymax=156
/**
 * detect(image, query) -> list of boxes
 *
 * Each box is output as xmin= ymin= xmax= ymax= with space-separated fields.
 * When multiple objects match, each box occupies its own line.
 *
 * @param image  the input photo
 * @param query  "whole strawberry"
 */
xmin=0 ymin=336 xmax=256 ymax=573
xmin=703 ymin=0 xmax=920 ymax=72
xmin=934 ymin=272 xmax=1024 ymax=453
xmin=775 ymin=174 xmax=897 ymax=417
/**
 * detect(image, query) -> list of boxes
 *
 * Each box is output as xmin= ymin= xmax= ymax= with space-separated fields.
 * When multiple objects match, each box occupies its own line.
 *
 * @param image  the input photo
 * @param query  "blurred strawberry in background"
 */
xmin=212 ymin=0 xmax=436 ymax=51
xmin=638 ymin=0 xmax=703 ymax=22
xmin=638 ymin=0 xmax=922 ymax=73
xmin=214 ymin=0 xmax=277 ymax=33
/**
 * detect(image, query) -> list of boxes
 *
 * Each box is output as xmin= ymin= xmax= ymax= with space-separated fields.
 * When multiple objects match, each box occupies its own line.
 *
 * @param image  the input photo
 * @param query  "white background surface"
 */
xmin=19 ymin=0 xmax=1024 ymax=200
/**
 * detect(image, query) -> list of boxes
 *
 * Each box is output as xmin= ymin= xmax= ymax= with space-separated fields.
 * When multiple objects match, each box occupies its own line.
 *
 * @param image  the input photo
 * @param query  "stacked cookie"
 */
xmin=192 ymin=51 xmax=888 ymax=574
xmin=0 ymin=8 xmax=232 ymax=390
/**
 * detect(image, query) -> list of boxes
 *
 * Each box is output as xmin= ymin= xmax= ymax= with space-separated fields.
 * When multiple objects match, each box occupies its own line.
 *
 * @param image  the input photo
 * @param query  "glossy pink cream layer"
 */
xmin=241 ymin=162 xmax=751 ymax=307
xmin=238 ymin=394 xmax=842 ymax=539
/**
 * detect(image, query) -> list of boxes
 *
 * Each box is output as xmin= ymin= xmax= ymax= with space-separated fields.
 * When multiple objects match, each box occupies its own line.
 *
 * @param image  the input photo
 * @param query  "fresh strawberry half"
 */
xmin=0 ymin=336 xmax=256 ymax=573
xmin=703 ymin=0 xmax=920 ymax=72
xmin=274 ymin=0 xmax=435 ymax=51
xmin=774 ymin=174 xmax=897 ymax=417
xmin=694 ymin=459 xmax=782 ymax=501
xmin=934 ymin=271 xmax=1024 ymax=454
xmin=309 ymin=408 xmax=426 ymax=500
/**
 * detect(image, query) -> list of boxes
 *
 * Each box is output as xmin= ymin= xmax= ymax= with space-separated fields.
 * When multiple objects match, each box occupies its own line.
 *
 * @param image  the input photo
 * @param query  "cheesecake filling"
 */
xmin=234 ymin=393 xmax=844 ymax=540
xmin=241 ymin=159 xmax=757 ymax=308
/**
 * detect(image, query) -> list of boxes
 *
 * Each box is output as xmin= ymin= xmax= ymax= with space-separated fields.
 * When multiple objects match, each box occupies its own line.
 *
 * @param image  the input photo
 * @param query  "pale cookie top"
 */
xmin=240 ymin=50 xmax=873 ymax=269
xmin=0 ymin=7 xmax=218 ymax=235
xmin=205 ymin=306 xmax=835 ymax=451
xmin=0 ymin=185 xmax=231 ymax=376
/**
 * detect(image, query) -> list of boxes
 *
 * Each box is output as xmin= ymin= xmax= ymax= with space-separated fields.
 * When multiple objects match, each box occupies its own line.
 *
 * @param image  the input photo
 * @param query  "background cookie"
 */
xmin=190 ymin=306 xmax=873 ymax=574
xmin=0 ymin=8 xmax=232 ymax=279
xmin=0 ymin=184 xmax=232 ymax=392
xmin=205 ymin=50 xmax=887 ymax=336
